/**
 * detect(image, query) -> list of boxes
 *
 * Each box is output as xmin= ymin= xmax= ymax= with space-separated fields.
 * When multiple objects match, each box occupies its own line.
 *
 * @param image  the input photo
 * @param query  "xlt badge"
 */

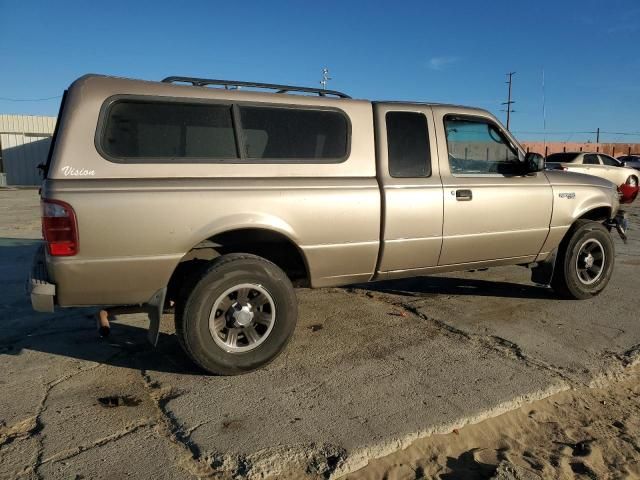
xmin=558 ymin=192 xmax=576 ymax=199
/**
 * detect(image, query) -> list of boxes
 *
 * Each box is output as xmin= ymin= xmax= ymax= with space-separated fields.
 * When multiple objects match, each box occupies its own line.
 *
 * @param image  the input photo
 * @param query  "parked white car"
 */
xmin=546 ymin=152 xmax=638 ymax=204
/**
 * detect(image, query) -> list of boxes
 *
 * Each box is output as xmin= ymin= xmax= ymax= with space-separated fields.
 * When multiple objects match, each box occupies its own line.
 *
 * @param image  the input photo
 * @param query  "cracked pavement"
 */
xmin=1 ymin=188 xmax=639 ymax=479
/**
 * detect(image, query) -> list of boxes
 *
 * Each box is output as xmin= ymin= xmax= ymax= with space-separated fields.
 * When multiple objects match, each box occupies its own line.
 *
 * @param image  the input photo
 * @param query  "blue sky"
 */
xmin=1 ymin=0 xmax=638 ymax=142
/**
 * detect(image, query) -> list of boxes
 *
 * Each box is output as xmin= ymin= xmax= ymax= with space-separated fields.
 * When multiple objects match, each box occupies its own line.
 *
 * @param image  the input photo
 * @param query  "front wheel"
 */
xmin=175 ymin=253 xmax=298 ymax=375
xmin=551 ymin=220 xmax=615 ymax=299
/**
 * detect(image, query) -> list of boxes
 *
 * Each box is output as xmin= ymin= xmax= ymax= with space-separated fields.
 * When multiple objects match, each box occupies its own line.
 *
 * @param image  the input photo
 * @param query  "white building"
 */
xmin=0 ymin=114 xmax=56 ymax=186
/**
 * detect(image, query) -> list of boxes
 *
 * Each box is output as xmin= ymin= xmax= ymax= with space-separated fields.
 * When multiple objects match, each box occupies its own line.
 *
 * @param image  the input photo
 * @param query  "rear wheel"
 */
xmin=551 ymin=220 xmax=615 ymax=299
xmin=175 ymin=253 xmax=298 ymax=375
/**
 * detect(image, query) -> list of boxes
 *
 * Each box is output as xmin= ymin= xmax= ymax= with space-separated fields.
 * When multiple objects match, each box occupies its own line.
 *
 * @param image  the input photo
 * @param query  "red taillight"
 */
xmin=41 ymin=199 xmax=78 ymax=256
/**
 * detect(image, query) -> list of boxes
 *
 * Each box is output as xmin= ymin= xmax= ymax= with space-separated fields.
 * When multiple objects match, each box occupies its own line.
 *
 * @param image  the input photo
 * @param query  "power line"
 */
xmin=0 ymin=95 xmax=62 ymax=102
xmin=513 ymin=131 xmax=595 ymax=135
xmin=600 ymin=131 xmax=640 ymax=136
xmin=513 ymin=130 xmax=640 ymax=136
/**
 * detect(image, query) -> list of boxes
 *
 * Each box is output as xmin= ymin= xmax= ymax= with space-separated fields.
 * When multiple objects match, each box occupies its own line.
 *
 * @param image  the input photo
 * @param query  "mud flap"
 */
xmin=531 ymin=250 xmax=557 ymax=286
xmin=605 ymin=211 xmax=628 ymax=244
xmin=144 ymin=287 xmax=167 ymax=346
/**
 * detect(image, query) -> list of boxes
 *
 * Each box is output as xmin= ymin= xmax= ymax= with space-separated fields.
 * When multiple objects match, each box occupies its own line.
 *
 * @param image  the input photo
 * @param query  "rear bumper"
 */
xmin=29 ymin=244 xmax=56 ymax=312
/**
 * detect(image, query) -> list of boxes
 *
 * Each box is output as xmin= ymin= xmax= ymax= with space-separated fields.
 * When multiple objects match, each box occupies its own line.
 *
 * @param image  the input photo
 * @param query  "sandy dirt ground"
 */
xmin=1 ymin=187 xmax=639 ymax=479
xmin=345 ymin=365 xmax=640 ymax=480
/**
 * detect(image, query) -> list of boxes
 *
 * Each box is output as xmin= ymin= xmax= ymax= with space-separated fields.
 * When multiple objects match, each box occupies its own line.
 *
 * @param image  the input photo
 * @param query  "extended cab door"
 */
xmin=374 ymin=103 xmax=444 ymax=272
xmin=433 ymin=107 xmax=553 ymax=265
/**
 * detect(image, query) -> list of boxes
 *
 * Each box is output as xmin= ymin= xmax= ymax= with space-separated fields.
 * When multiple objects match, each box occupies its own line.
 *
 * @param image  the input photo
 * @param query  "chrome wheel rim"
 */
xmin=209 ymin=283 xmax=276 ymax=353
xmin=575 ymin=239 xmax=605 ymax=285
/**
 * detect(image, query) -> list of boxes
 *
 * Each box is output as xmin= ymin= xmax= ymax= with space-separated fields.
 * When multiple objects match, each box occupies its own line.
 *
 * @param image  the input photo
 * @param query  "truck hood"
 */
xmin=543 ymin=170 xmax=615 ymax=189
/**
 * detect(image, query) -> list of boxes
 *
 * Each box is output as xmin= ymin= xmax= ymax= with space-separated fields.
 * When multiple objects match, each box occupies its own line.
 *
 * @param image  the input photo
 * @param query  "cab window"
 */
xmin=444 ymin=116 xmax=520 ymax=175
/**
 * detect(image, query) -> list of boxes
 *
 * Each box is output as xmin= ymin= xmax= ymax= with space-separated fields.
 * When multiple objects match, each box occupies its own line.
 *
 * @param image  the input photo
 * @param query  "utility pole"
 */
xmin=596 ymin=127 xmax=600 ymax=143
xmin=502 ymin=72 xmax=516 ymax=130
xmin=320 ymin=67 xmax=331 ymax=90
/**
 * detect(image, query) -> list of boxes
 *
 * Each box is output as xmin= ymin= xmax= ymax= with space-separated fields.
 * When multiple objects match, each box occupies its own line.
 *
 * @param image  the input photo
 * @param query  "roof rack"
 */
xmin=161 ymin=76 xmax=351 ymax=99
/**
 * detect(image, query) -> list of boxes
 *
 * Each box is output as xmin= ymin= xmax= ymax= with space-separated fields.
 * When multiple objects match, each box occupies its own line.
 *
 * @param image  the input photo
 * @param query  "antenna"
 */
xmin=542 ymin=68 xmax=547 ymax=150
xmin=501 ymin=72 xmax=516 ymax=130
xmin=320 ymin=67 xmax=332 ymax=90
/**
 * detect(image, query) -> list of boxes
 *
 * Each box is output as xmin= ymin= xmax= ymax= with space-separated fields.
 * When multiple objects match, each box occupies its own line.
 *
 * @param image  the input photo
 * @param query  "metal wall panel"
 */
xmin=0 ymin=115 xmax=56 ymax=185
xmin=0 ymin=114 xmax=56 ymax=134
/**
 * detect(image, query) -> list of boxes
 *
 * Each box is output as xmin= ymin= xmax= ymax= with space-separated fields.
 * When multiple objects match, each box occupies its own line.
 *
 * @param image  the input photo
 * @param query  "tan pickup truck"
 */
xmin=31 ymin=74 xmax=628 ymax=374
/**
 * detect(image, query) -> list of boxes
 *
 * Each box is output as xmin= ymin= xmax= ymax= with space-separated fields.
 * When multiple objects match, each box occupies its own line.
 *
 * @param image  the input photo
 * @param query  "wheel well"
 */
xmin=534 ymin=210 xmax=610 ymax=287
xmin=167 ymin=229 xmax=309 ymax=305
xmin=578 ymin=206 xmax=611 ymax=222
xmin=554 ymin=207 xmax=611 ymax=259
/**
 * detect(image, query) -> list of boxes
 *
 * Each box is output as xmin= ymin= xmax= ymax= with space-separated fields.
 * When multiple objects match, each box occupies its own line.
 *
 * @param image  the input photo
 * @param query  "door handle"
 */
xmin=455 ymin=189 xmax=473 ymax=201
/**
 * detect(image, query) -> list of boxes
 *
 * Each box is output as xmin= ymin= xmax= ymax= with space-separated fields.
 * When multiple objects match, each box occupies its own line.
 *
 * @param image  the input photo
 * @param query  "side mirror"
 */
xmin=524 ymin=152 xmax=544 ymax=173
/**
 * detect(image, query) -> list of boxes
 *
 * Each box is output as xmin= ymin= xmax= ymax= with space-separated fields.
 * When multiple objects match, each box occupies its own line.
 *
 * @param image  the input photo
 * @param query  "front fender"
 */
xmin=550 ymin=185 xmax=616 ymax=227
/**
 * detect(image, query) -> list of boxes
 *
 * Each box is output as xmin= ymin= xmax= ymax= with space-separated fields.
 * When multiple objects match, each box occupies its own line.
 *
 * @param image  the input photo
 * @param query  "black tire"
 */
xmin=551 ymin=220 xmax=615 ymax=299
xmin=175 ymin=253 xmax=297 ymax=375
